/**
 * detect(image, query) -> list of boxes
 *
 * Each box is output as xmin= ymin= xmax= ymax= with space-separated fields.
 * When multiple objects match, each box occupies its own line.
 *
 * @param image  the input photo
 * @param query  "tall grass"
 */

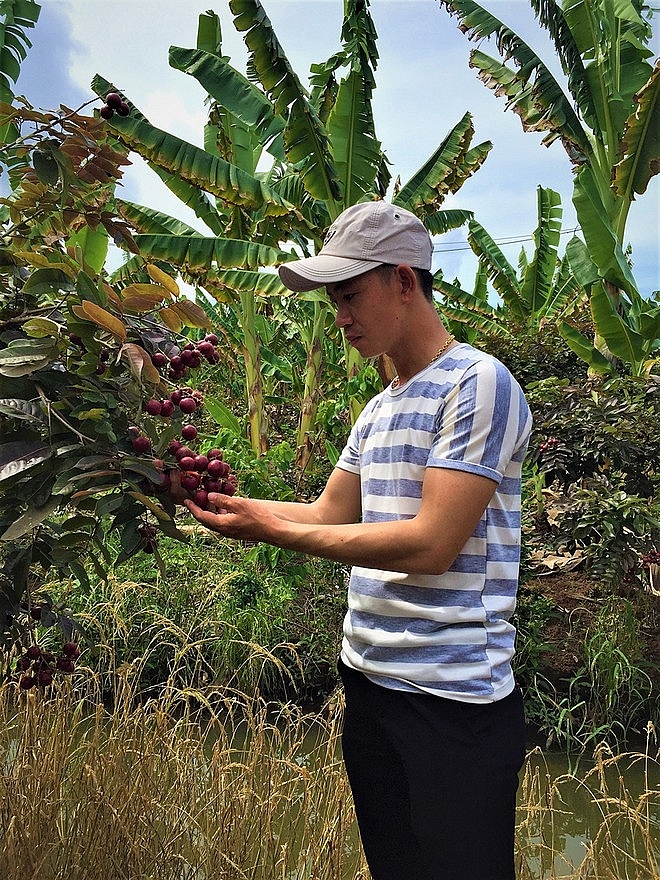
xmin=0 ymin=677 xmax=657 ymax=879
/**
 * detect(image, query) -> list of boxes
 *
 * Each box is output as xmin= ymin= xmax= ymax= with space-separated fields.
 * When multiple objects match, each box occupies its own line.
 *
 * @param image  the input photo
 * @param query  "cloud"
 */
xmin=9 ymin=0 xmax=659 ymax=295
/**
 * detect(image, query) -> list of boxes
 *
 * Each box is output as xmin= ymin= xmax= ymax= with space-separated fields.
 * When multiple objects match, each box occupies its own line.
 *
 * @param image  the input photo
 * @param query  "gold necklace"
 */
xmin=391 ymin=335 xmax=455 ymax=389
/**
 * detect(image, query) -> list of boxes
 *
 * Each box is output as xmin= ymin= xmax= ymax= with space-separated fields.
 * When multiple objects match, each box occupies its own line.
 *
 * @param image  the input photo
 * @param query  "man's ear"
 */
xmin=395 ymin=264 xmax=417 ymax=300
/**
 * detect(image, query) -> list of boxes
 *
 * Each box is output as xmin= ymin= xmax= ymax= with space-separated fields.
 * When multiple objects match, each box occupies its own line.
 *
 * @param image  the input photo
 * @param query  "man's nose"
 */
xmin=334 ymin=304 xmax=352 ymax=328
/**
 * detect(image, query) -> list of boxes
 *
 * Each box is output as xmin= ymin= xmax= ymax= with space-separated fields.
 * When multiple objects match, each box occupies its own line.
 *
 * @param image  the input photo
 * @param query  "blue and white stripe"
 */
xmin=337 ymin=343 xmax=532 ymax=703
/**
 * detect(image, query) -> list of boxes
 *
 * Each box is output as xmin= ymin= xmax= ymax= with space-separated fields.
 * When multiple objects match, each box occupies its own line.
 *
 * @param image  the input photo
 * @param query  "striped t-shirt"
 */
xmin=337 ymin=343 xmax=532 ymax=704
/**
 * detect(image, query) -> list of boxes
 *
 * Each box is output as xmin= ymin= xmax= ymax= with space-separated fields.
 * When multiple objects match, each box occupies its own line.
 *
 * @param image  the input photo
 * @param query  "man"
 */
xmin=184 ymin=200 xmax=532 ymax=879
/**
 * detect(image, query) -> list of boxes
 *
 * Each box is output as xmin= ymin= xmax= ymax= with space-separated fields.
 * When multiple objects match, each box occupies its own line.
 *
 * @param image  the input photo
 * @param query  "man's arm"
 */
xmin=185 ymin=466 xmax=496 ymax=576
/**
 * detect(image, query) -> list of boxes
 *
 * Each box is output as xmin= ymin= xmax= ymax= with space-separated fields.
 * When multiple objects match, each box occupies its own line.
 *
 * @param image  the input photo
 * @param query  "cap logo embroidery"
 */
xmin=323 ymin=228 xmax=337 ymax=246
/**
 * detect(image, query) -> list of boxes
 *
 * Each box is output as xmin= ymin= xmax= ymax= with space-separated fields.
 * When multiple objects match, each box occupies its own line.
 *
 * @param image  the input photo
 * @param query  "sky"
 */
xmin=11 ymin=0 xmax=660 ymax=295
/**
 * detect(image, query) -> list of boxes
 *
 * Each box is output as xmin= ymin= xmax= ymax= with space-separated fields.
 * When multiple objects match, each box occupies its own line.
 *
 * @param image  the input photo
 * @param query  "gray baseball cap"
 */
xmin=278 ymin=201 xmax=433 ymax=292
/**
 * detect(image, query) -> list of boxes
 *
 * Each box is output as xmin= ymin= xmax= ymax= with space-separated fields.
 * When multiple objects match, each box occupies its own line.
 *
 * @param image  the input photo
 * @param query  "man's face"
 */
xmin=326 ymin=265 xmax=402 ymax=359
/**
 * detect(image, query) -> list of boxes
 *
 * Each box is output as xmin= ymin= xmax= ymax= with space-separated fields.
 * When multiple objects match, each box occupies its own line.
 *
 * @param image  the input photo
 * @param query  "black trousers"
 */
xmin=338 ymin=658 xmax=526 ymax=880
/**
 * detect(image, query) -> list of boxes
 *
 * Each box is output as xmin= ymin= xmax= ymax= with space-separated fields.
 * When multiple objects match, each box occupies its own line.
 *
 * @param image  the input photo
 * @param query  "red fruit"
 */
xmin=117 ymin=101 xmax=130 ymax=117
xmin=222 ymin=476 xmax=238 ymax=496
xmin=38 ymin=671 xmax=53 ymax=686
xmin=26 ymin=645 xmax=41 ymax=660
xmin=181 ymin=349 xmax=197 ymax=366
xmin=181 ymin=424 xmax=198 ymax=441
xmin=105 ymin=91 xmax=123 ymax=109
xmin=160 ymin=400 xmax=175 ymax=418
xmin=193 ymin=455 xmax=209 ymax=472
xmin=62 ymin=642 xmax=80 ymax=659
xmin=168 ymin=439 xmax=183 ymax=454
xmin=196 ymin=341 xmax=214 ymax=357
xmin=183 ymin=342 xmax=195 ymax=351
xmin=203 ymin=478 xmax=221 ymax=493
xmin=193 ymin=489 xmax=209 ymax=508
xmin=179 ymin=397 xmax=197 ymax=414
xmin=178 ymin=456 xmax=196 ymax=471
xmin=100 ymin=104 xmax=114 ymax=120
xmin=175 ymin=446 xmax=194 ymax=461
xmin=151 ymin=352 xmax=168 ymax=368
xmin=146 ymin=399 xmax=162 ymax=416
xmin=170 ymin=355 xmax=183 ymax=370
xmin=30 ymin=605 xmax=42 ymax=621
xmin=56 ymin=658 xmax=75 ymax=674
xmin=128 ymin=425 xmax=141 ymax=437
xmin=192 ymin=390 xmax=204 ymax=402
xmin=207 ymin=448 xmax=224 ymax=460
xmin=170 ymin=390 xmax=183 ymax=405
xmin=189 ymin=352 xmax=202 ymax=368
xmin=207 ymin=458 xmax=229 ymax=478
xmin=69 ymin=333 xmax=84 ymax=346
xmin=19 ymin=675 xmax=35 ymax=689
xmin=180 ymin=472 xmax=200 ymax=492
xmin=132 ymin=436 xmax=151 ymax=454
xmin=205 ymin=334 xmax=219 ymax=346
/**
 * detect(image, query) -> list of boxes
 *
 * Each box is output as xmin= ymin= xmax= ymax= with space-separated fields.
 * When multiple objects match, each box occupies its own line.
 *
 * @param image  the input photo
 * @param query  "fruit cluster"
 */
xmin=641 ymin=549 xmax=660 ymax=569
xmin=539 ymin=436 xmax=560 ymax=453
xmin=128 ymin=387 xmax=204 ymax=455
xmin=16 ymin=641 xmax=80 ymax=689
xmin=166 ymin=439 xmax=238 ymax=510
xmin=100 ymin=91 xmax=130 ymax=120
xmin=152 ymin=333 xmax=220 ymax=383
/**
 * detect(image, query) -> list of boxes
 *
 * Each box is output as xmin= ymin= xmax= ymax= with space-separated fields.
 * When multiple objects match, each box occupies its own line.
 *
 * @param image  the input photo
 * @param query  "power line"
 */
xmin=432 ymin=227 xmax=580 ymax=253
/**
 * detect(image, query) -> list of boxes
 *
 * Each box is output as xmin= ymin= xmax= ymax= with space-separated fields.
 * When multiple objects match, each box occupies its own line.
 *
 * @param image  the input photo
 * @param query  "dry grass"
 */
xmin=517 ymin=728 xmax=660 ymax=879
xmin=0 ymin=678 xmax=657 ymax=879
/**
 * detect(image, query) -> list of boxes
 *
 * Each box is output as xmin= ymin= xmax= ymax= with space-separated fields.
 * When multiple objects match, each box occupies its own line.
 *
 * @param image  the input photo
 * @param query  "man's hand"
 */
xmin=183 ymin=492 xmax=276 ymax=543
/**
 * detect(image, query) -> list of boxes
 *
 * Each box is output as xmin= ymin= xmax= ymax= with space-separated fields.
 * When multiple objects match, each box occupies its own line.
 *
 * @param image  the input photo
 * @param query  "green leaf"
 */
xmin=558 ymin=321 xmax=614 ymax=373
xmin=90 ymin=74 xmax=295 ymax=217
xmin=0 ymin=440 xmax=51 ymax=482
xmin=573 ymin=165 xmax=639 ymax=295
xmin=589 ymin=281 xmax=646 ymax=367
xmin=227 ymin=0 xmax=341 ymax=207
xmin=204 ymin=394 xmax=243 ymax=435
xmin=612 ymin=61 xmax=660 ymax=199
xmin=21 ymin=266 xmax=74 ymax=296
xmin=0 ymin=397 xmax=45 ymax=423
xmin=67 ymin=225 xmax=109 ymax=276
xmin=1 ymin=496 xmax=61 ymax=541
xmin=168 ymin=45 xmax=285 ymax=159
xmin=132 ymin=234 xmax=290 ymax=272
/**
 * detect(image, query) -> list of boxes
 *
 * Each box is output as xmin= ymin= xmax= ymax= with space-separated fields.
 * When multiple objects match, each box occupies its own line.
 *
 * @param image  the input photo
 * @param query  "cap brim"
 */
xmin=278 ymin=254 xmax=383 ymax=292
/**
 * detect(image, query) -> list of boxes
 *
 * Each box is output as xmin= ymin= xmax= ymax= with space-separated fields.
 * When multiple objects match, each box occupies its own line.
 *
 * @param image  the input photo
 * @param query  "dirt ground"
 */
xmin=521 ymin=570 xmax=660 ymax=692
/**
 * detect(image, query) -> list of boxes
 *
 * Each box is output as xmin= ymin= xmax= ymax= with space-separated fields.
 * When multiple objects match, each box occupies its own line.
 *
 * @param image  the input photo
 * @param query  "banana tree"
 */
xmin=91 ymin=0 xmax=492 ymax=469
xmin=436 ymin=185 xmax=599 ymax=350
xmin=437 ymin=0 xmax=659 ymax=373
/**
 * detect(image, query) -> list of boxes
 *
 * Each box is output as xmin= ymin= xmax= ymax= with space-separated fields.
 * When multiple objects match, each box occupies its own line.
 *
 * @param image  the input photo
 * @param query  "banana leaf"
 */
xmin=519 ymin=186 xmax=562 ymax=316
xmin=90 ymin=74 xmax=295 ymax=218
xmin=168 ymin=46 xmax=285 ymax=160
xmin=612 ymin=60 xmax=660 ymax=200
xmin=228 ymin=0 xmax=342 ymax=207
xmin=395 ymin=113 xmax=490 ymax=209
xmin=438 ymin=0 xmax=592 ymax=161
xmin=558 ymin=321 xmax=614 ymax=372
xmin=573 ymin=165 xmax=639 ymax=295
xmin=116 ymin=200 xmax=202 ymax=237
xmin=327 ymin=68 xmax=384 ymax=207
xmin=425 ymin=209 xmax=474 ymax=236
xmin=466 ymin=219 xmax=523 ymax=317
xmin=206 ymin=267 xmax=289 ymax=298
xmin=590 ymin=281 xmax=646 ymax=368
xmin=132 ymin=234 xmax=291 ymax=272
